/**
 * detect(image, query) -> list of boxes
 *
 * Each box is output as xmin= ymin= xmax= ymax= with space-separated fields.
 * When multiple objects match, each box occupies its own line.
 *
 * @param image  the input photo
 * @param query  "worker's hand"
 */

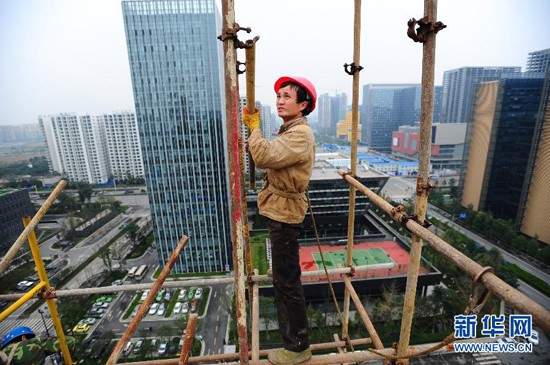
xmin=243 ymin=108 xmax=260 ymax=131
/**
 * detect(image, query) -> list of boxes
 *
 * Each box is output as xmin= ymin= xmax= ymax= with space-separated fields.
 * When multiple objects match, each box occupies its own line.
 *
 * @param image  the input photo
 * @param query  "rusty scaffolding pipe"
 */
xmin=338 ymin=170 xmax=550 ymax=333
xmin=106 ymin=235 xmax=188 ymax=364
xmin=343 ymin=0 xmax=362 ymax=340
xmin=0 ymin=264 xmax=392 ymax=302
xmin=0 ymin=180 xmax=67 ymax=275
xmin=178 ymin=313 xmax=198 ymax=365
xmin=128 ymin=338 xmax=373 ymax=365
xmin=398 ymin=1 xmax=438 ymax=361
xmin=220 ymin=0 xmax=249 ymax=362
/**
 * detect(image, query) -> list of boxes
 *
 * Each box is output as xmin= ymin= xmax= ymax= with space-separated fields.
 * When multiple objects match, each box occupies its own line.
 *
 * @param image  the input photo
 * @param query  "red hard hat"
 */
xmin=274 ymin=76 xmax=317 ymax=112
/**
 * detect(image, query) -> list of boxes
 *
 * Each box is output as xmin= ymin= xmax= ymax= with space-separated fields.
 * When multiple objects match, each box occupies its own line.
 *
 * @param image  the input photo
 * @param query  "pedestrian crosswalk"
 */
xmin=0 ymin=317 xmax=54 ymax=338
xmin=472 ymin=352 xmax=502 ymax=365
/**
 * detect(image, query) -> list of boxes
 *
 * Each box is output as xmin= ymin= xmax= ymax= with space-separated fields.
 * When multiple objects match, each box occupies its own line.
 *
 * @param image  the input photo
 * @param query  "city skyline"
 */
xmin=1 ymin=0 xmax=549 ymax=126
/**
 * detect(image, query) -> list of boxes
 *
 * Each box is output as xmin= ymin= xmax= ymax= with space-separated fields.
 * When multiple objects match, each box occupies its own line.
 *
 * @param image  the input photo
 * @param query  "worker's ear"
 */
xmin=299 ymin=101 xmax=308 ymax=112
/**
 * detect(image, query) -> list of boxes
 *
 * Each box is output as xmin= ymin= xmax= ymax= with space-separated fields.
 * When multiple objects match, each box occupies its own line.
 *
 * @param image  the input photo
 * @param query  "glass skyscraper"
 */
xmin=122 ymin=0 xmax=232 ymax=273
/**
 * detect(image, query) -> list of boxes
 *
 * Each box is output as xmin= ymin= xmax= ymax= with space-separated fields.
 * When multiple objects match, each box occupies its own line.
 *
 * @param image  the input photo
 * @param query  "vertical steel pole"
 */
xmin=220 ymin=0 xmax=249 ymax=362
xmin=246 ymin=43 xmax=257 ymax=191
xmin=397 ymin=0 xmax=438 ymax=362
xmin=343 ymin=0 xmax=362 ymax=339
xmin=23 ymin=217 xmax=73 ymax=365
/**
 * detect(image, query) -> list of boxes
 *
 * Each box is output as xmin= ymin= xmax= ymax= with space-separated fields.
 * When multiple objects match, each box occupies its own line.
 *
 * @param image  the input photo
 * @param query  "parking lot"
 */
xmin=122 ymin=286 xmax=211 ymax=322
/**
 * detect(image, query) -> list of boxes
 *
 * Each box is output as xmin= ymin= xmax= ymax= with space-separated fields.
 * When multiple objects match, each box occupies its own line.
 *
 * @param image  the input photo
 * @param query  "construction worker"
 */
xmin=243 ymin=76 xmax=316 ymax=364
xmin=0 ymin=326 xmax=75 ymax=365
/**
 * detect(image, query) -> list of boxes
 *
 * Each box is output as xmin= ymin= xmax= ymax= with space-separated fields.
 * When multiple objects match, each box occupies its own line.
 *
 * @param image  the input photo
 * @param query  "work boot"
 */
xmin=268 ymin=347 xmax=312 ymax=365
xmin=267 ymin=268 xmax=273 ymax=277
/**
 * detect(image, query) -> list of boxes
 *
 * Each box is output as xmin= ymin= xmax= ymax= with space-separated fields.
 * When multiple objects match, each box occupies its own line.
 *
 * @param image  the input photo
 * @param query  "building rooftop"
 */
xmin=310 ymin=160 xmax=387 ymax=181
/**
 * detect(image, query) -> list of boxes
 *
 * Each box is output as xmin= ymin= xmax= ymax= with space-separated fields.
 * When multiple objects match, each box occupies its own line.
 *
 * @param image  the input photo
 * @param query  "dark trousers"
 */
xmin=267 ymin=218 xmax=310 ymax=352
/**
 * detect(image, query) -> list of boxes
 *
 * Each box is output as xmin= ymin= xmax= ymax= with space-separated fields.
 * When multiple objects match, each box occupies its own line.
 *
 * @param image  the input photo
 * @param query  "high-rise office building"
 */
xmin=460 ymin=72 xmax=550 ymax=244
xmin=122 ymin=0 xmax=232 ymax=273
xmin=337 ymin=110 xmax=362 ymax=142
xmin=0 ymin=189 xmax=34 ymax=254
xmin=526 ymin=48 xmax=550 ymax=73
xmin=39 ymin=112 xmax=144 ymax=183
xmin=361 ymin=84 xmax=442 ymax=152
xmin=440 ymin=66 xmax=521 ymax=124
xmin=317 ymin=93 xmax=331 ymax=135
xmin=316 ymin=92 xmax=347 ymax=136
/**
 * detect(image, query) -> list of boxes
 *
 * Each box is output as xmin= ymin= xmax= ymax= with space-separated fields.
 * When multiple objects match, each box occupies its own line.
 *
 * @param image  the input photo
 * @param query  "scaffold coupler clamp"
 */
xmin=416 ymin=176 xmax=435 ymax=196
xmin=343 ymin=62 xmax=364 ymax=75
xmin=39 ymin=287 xmax=57 ymax=300
xmin=341 ymin=170 xmax=358 ymax=180
xmin=348 ymin=264 xmax=356 ymax=278
xmin=391 ymin=342 xmax=400 ymax=365
xmin=407 ymin=16 xmax=447 ymax=43
xmin=409 ymin=213 xmax=432 ymax=229
xmin=217 ymin=23 xmax=251 ymax=43
xmin=236 ymin=61 xmax=246 ymax=75
xmin=465 ymin=266 xmax=494 ymax=315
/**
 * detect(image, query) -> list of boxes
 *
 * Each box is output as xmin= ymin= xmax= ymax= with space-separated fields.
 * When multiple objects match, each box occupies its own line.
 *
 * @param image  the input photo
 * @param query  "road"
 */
xmin=518 ymin=280 xmax=550 ymax=311
xmin=427 ymin=204 xmax=550 ymax=285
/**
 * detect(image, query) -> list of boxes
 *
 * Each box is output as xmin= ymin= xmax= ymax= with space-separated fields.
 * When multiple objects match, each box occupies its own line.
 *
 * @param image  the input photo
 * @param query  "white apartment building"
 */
xmin=39 ymin=112 xmax=144 ymax=184
xmin=101 ymin=111 xmax=144 ymax=180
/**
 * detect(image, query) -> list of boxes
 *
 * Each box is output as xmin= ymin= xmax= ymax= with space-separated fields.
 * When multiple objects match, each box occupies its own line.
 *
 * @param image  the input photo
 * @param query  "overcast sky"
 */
xmin=0 ymin=0 xmax=549 ymax=126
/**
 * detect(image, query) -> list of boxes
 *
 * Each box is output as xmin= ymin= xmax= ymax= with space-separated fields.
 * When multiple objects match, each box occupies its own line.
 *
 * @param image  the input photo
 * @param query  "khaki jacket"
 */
xmin=248 ymin=117 xmax=315 ymax=224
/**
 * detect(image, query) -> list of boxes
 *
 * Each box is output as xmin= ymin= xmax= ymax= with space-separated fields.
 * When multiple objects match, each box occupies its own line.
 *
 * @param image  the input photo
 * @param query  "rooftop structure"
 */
xmin=526 ymin=48 xmax=550 ymax=73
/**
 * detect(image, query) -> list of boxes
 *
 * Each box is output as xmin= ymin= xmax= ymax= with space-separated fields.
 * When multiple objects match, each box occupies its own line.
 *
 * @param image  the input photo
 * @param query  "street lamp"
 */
xmin=38 ymin=309 xmax=50 ymax=337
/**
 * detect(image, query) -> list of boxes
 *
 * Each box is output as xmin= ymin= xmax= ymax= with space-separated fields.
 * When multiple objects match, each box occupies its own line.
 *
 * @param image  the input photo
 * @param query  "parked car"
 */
xmin=194 ymin=288 xmax=203 ymax=300
xmin=187 ymin=288 xmax=195 ymax=300
xmin=165 ymin=292 xmax=172 ymax=302
xmin=182 ymin=302 xmax=189 ymax=314
xmin=497 ymin=337 xmax=517 ymax=345
xmin=93 ymin=302 xmax=109 ymax=309
xmin=122 ymin=342 xmax=134 ymax=357
xmin=157 ymin=303 xmax=166 ymax=316
xmin=190 ymin=301 xmax=197 ymax=313
xmin=133 ymin=339 xmax=144 ymax=354
xmin=15 ymin=281 xmax=33 ymax=291
xmin=158 ymin=342 xmax=168 ymax=355
xmin=149 ymin=303 xmax=159 ymax=315
xmin=92 ymin=341 xmax=110 ymax=359
xmin=150 ymin=339 xmax=158 ymax=350
xmin=529 ymin=330 xmax=540 ymax=346
xmin=174 ymin=302 xmax=182 ymax=314
xmin=140 ymin=290 xmax=150 ymax=303
xmin=73 ymin=324 xmax=90 ymax=333
xmin=83 ymin=339 xmax=99 ymax=357
xmin=156 ymin=289 xmax=166 ymax=302
xmin=95 ymin=296 xmax=113 ymax=303
xmin=87 ymin=308 xmax=105 ymax=317
xmin=178 ymin=289 xmax=187 ymax=301
xmin=83 ymin=317 xmax=97 ymax=325
xmin=111 ymin=279 xmax=123 ymax=286
xmin=131 ymin=307 xmax=139 ymax=317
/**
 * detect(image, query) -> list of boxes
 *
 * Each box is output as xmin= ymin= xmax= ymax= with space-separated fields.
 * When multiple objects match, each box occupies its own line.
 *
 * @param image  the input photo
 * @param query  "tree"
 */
xmin=78 ymin=185 xmax=93 ymax=203
xmin=259 ymin=295 xmax=276 ymax=340
xmin=126 ymin=222 xmax=140 ymax=247
xmin=156 ymin=325 xmax=174 ymax=341
xmin=99 ymin=247 xmax=113 ymax=272
xmin=112 ymin=249 xmax=126 ymax=269
xmin=449 ymin=178 xmax=457 ymax=187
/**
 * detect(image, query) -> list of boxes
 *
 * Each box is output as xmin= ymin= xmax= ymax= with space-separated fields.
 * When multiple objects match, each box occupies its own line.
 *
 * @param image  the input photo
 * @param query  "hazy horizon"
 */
xmin=1 ymin=0 xmax=549 ymax=126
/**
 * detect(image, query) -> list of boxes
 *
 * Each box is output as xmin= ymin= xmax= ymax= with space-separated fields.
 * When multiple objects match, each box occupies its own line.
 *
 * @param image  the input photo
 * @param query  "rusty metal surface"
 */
xmin=407 ymin=16 xmax=446 ymax=43
xmin=251 ymin=269 xmax=260 ymax=361
xmin=338 ymin=170 xmax=550 ymax=333
xmin=178 ymin=314 xmax=198 ymax=365
xmin=0 ymin=180 xmax=67 ymax=275
xmin=245 ymin=37 xmax=259 ymax=191
xmin=397 ymin=1 xmax=440 ymax=362
xmin=220 ymin=0 xmax=249 ymax=362
xmin=343 ymin=0 xmax=363 ymax=343
xmin=128 ymin=338 xmax=373 ymax=365
xmin=106 ymin=235 xmax=188 ymax=364
xmin=340 ymin=271 xmax=385 ymax=352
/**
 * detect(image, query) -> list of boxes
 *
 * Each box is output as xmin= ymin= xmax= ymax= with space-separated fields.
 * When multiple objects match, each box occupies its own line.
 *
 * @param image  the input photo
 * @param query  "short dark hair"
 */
xmin=280 ymin=81 xmax=314 ymax=116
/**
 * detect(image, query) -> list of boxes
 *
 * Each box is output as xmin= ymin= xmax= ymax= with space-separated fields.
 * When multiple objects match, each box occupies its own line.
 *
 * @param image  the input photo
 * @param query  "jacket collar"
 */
xmin=278 ymin=117 xmax=308 ymax=135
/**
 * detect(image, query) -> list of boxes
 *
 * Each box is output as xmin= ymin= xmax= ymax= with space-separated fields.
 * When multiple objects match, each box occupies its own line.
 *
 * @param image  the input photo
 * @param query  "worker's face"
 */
xmin=276 ymin=85 xmax=308 ymax=122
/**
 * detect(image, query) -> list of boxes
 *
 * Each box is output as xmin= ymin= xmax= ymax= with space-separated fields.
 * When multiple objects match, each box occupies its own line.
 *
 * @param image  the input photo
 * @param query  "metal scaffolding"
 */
xmin=1 ymin=0 xmax=550 ymax=364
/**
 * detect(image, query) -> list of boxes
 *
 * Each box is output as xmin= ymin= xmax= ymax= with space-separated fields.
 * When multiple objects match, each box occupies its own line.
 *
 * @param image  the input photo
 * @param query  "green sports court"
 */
xmin=312 ymin=248 xmax=394 ymax=270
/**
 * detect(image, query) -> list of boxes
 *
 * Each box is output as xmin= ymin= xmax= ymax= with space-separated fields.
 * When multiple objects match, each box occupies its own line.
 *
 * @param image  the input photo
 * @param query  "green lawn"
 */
xmin=164 ymin=289 xmax=180 ymax=317
xmin=153 ymin=268 xmax=226 ymax=279
xmin=312 ymin=248 xmax=393 ymax=270
xmin=198 ymin=287 xmax=211 ymax=316
xmin=250 ymin=232 xmax=269 ymax=274
xmin=123 ymin=292 xmax=142 ymax=320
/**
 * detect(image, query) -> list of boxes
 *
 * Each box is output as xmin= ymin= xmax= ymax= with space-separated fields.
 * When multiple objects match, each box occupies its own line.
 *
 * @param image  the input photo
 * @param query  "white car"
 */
xmin=93 ymin=302 xmax=109 ymax=309
xmin=157 ymin=303 xmax=166 ymax=316
xmin=528 ymin=330 xmax=540 ymax=346
xmin=158 ymin=342 xmax=167 ymax=355
xmin=83 ymin=317 xmax=97 ymax=325
xmin=140 ymin=290 xmax=150 ymax=303
xmin=149 ymin=303 xmax=159 ymax=315
xmin=194 ymin=288 xmax=203 ymax=300
xmin=497 ymin=337 xmax=517 ymax=345
xmin=165 ymin=292 xmax=171 ymax=302
xmin=174 ymin=302 xmax=182 ymax=314
xmin=178 ymin=289 xmax=187 ymax=301
xmin=131 ymin=307 xmax=139 ymax=317
xmin=182 ymin=302 xmax=189 ymax=314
